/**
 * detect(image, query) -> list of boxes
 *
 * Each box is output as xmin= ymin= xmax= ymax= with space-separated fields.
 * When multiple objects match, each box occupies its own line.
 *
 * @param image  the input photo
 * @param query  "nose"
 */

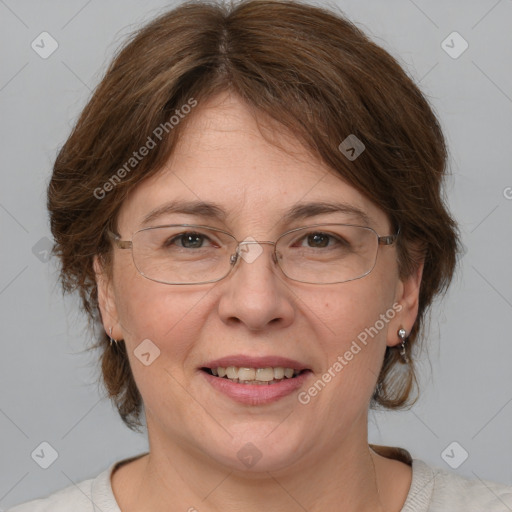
xmin=217 ymin=240 xmax=295 ymax=331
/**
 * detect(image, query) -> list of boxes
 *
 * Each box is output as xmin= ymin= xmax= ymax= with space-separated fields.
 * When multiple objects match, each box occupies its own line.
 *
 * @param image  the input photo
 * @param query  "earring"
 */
xmin=109 ymin=327 xmax=118 ymax=347
xmin=397 ymin=328 xmax=409 ymax=363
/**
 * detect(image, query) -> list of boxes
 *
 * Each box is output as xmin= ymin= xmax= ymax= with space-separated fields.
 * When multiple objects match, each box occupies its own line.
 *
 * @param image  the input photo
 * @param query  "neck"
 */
xmin=121 ymin=416 xmax=387 ymax=512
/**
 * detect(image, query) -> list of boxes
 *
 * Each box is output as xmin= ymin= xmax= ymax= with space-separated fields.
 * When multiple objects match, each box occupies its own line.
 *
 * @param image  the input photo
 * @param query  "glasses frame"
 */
xmin=108 ymin=223 xmax=399 ymax=285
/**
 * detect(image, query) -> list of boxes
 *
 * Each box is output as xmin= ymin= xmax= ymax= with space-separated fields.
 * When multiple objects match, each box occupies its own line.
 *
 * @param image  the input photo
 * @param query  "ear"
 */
xmin=93 ymin=255 xmax=122 ymax=340
xmin=386 ymin=260 xmax=424 ymax=348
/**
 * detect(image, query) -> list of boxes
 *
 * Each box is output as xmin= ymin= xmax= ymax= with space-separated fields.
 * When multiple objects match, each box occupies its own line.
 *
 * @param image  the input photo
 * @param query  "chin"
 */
xmin=203 ymin=422 xmax=307 ymax=474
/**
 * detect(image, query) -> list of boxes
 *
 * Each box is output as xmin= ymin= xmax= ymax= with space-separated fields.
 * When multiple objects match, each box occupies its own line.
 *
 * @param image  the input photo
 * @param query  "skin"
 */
xmin=94 ymin=91 xmax=424 ymax=512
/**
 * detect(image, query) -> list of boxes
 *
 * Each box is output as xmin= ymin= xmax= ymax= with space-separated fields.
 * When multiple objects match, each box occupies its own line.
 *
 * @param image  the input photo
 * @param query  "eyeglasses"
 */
xmin=108 ymin=223 xmax=399 ymax=285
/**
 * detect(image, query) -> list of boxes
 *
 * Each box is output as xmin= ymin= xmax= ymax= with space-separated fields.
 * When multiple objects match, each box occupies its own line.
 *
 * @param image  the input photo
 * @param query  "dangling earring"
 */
xmin=109 ymin=327 xmax=118 ymax=347
xmin=397 ymin=328 xmax=409 ymax=363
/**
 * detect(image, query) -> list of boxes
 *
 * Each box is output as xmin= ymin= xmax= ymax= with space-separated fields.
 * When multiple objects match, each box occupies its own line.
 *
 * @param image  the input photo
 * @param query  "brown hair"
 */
xmin=48 ymin=0 xmax=460 ymax=431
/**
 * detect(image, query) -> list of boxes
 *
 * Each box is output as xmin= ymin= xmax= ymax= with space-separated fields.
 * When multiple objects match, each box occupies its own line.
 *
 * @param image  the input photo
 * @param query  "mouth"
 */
xmin=199 ymin=356 xmax=312 ymax=405
xmin=201 ymin=366 xmax=309 ymax=385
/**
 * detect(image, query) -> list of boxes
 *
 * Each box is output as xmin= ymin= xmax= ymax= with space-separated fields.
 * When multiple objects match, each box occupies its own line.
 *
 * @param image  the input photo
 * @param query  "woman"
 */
xmin=9 ymin=0 xmax=512 ymax=510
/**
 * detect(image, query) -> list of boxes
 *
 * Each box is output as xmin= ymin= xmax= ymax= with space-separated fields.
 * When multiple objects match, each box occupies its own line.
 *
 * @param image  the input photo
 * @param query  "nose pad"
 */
xmin=228 ymin=241 xmax=280 ymax=270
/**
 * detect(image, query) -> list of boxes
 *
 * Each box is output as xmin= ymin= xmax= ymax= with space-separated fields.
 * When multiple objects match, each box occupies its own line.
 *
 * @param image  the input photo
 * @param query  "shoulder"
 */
xmin=371 ymin=444 xmax=512 ymax=511
xmin=6 ymin=478 xmax=96 ymax=512
xmin=5 ymin=466 xmax=116 ymax=512
xmin=404 ymin=458 xmax=512 ymax=512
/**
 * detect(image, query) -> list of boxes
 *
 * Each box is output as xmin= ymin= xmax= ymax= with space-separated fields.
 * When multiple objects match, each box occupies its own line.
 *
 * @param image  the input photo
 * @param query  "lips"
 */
xmin=200 ymin=355 xmax=312 ymax=405
xmin=202 ymin=355 xmax=310 ymax=372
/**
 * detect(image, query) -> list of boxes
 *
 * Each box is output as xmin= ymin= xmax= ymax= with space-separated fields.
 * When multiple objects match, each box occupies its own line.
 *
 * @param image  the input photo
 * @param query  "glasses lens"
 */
xmin=276 ymin=224 xmax=378 ymax=284
xmin=132 ymin=226 xmax=235 ymax=284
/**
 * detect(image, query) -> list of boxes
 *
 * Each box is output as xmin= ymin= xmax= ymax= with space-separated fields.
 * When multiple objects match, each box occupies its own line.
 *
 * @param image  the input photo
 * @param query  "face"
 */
xmin=95 ymin=91 xmax=422 ymax=473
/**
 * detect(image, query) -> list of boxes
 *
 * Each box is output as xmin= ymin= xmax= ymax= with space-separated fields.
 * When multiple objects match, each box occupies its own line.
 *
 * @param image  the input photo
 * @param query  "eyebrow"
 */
xmin=281 ymin=201 xmax=373 ymax=227
xmin=140 ymin=199 xmax=373 ymax=228
xmin=141 ymin=200 xmax=227 ymax=226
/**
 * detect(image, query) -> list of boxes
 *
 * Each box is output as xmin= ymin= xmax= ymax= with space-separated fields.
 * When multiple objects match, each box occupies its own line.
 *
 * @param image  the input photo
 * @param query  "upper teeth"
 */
xmin=211 ymin=366 xmax=299 ymax=381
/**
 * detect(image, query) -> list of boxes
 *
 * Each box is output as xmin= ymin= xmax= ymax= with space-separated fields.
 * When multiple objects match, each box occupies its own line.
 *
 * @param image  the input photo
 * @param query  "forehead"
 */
xmin=117 ymin=92 xmax=390 ymax=235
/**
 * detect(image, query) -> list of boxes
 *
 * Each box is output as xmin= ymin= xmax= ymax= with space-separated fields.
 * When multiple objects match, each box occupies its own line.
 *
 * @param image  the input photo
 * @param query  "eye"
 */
xmin=166 ymin=232 xmax=214 ymax=249
xmin=297 ymin=232 xmax=347 ymax=249
xmin=304 ymin=232 xmax=331 ymax=248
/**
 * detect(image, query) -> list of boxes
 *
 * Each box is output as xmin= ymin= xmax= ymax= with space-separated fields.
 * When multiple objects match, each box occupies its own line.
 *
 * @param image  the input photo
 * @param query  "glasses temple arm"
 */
xmin=107 ymin=229 xmax=132 ymax=249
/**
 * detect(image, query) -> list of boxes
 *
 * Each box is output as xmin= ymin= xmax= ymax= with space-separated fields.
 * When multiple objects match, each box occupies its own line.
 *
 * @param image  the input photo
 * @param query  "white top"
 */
xmin=7 ymin=447 xmax=512 ymax=511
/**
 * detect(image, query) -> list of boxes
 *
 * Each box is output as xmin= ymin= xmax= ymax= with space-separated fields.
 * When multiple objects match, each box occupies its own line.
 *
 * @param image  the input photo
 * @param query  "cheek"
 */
xmin=309 ymin=278 xmax=396 ymax=389
xmin=113 ymin=266 xmax=207 ymax=365
xmin=314 ymin=276 xmax=395 ymax=341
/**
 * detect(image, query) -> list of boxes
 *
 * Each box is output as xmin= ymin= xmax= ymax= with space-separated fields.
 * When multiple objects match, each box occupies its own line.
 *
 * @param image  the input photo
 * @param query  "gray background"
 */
xmin=1 ymin=0 xmax=511 ymax=508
